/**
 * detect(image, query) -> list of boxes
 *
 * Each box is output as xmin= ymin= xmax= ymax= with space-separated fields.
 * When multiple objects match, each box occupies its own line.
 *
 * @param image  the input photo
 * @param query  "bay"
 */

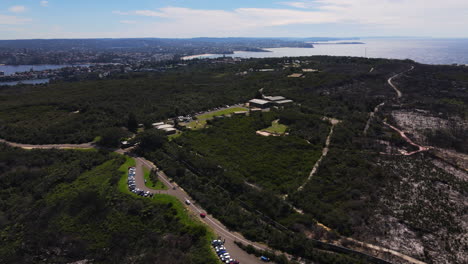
xmin=183 ymin=38 xmax=468 ymax=65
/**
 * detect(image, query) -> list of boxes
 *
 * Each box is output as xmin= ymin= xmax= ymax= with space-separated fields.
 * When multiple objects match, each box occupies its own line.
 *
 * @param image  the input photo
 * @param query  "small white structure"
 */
xmin=156 ymin=124 xmax=174 ymax=130
xmin=152 ymin=122 xmax=164 ymax=127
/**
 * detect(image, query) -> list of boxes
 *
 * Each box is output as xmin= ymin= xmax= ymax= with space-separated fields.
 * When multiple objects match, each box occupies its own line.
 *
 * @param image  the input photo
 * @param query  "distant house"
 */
xmin=258 ymin=69 xmax=275 ymax=72
xmin=249 ymin=99 xmax=271 ymax=109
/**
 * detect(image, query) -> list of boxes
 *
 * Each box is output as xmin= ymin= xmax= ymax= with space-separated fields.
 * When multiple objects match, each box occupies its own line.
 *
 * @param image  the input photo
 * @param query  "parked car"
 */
xmin=200 ymin=213 xmax=206 ymax=218
xmin=185 ymin=199 xmax=191 ymax=205
xmin=260 ymin=256 xmax=270 ymax=262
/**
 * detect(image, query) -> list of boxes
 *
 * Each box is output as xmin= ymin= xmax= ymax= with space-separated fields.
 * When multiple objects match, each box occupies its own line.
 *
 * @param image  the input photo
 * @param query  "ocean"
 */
xmin=183 ymin=38 xmax=468 ymax=65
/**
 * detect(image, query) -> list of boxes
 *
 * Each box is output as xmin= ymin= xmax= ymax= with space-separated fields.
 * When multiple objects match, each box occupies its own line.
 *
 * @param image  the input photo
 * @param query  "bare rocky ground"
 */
xmin=391 ymin=110 xmax=468 ymax=145
xmin=354 ymin=154 xmax=467 ymax=264
xmin=391 ymin=110 xmax=468 ymax=171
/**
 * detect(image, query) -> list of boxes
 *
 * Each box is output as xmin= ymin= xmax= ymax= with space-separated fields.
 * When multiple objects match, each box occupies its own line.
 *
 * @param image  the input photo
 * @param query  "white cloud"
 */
xmin=134 ymin=10 xmax=166 ymax=17
xmin=120 ymin=20 xmax=137 ymax=24
xmin=109 ymin=1 xmax=468 ymax=37
xmin=278 ymin=2 xmax=312 ymax=9
xmin=40 ymin=1 xmax=49 ymax=7
xmin=9 ymin=6 xmax=27 ymax=13
xmin=0 ymin=15 xmax=31 ymax=25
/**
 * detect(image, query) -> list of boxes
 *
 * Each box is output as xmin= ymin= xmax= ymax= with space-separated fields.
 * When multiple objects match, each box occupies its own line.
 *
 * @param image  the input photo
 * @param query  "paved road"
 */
xmin=133 ymin=157 xmax=269 ymax=264
xmin=1 ymin=142 xmax=269 ymax=263
xmin=0 ymin=139 xmax=94 ymax=149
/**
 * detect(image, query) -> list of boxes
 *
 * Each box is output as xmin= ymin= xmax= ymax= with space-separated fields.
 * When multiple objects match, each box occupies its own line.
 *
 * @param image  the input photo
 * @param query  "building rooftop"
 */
xmin=249 ymin=99 xmax=270 ymax=105
xmin=264 ymin=96 xmax=286 ymax=101
xmin=152 ymin=122 xmax=164 ymax=127
xmin=275 ymin=99 xmax=294 ymax=104
xmin=156 ymin=124 xmax=174 ymax=130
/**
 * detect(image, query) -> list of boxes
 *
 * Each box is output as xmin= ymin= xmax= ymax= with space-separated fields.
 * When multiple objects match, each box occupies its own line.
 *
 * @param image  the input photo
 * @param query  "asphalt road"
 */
xmin=0 ymin=139 xmax=94 ymax=149
xmin=133 ymin=157 xmax=269 ymax=264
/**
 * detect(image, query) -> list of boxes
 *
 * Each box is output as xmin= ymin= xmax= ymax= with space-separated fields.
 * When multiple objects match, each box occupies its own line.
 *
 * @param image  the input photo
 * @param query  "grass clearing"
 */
xmin=168 ymin=131 xmax=183 ymax=140
xmin=186 ymin=107 xmax=248 ymax=130
xmin=262 ymin=120 xmax=288 ymax=135
xmin=143 ymin=167 xmax=168 ymax=190
xmin=117 ymin=156 xmax=136 ymax=195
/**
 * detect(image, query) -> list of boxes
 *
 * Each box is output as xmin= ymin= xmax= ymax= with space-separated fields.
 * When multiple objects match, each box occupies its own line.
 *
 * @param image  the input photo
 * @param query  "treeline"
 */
xmin=0 ymin=144 xmax=217 ymax=264
xmin=0 ymin=56 xmax=414 ymax=145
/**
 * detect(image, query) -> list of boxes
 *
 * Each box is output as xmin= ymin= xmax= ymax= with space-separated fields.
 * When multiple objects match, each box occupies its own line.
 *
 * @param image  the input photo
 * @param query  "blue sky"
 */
xmin=1 ymin=0 xmax=467 ymax=39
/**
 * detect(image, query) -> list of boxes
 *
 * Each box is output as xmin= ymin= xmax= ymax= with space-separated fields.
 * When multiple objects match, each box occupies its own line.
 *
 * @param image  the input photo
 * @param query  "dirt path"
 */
xmin=344 ymin=238 xmax=426 ymax=264
xmin=297 ymin=117 xmax=340 ymax=191
xmin=388 ymin=66 xmax=415 ymax=98
xmin=383 ymin=121 xmax=431 ymax=155
xmin=363 ymin=102 xmax=385 ymax=135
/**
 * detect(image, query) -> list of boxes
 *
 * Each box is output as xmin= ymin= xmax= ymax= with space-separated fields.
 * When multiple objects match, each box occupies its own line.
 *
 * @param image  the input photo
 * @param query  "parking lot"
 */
xmin=127 ymin=167 xmax=153 ymax=197
xmin=212 ymin=239 xmax=240 ymax=264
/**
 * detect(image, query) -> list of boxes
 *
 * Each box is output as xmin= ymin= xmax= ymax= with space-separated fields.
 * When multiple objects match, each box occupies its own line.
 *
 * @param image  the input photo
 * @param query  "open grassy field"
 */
xmin=186 ymin=106 xmax=248 ymax=130
xmin=262 ymin=120 xmax=288 ymax=135
xmin=117 ymin=156 xmax=136 ymax=195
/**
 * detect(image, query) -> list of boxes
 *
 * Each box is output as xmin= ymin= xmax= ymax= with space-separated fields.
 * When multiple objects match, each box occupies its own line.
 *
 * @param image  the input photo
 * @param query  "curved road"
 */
xmin=131 ymin=157 xmax=269 ymax=264
xmin=0 ymin=139 xmax=94 ymax=149
xmin=0 ymin=140 xmax=269 ymax=264
xmin=388 ymin=66 xmax=415 ymax=98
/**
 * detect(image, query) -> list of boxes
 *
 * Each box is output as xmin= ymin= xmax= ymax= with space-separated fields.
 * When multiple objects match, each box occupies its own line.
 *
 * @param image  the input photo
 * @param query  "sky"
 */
xmin=0 ymin=0 xmax=467 ymax=39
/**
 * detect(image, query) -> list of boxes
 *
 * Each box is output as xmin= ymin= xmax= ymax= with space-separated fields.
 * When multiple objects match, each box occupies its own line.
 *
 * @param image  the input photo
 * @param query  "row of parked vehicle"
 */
xmin=128 ymin=167 xmax=153 ymax=197
xmin=212 ymin=239 xmax=239 ymax=264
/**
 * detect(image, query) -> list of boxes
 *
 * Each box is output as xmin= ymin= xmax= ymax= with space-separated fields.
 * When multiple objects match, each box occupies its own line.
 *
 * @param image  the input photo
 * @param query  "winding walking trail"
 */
xmin=363 ymin=102 xmax=385 ymax=135
xmin=388 ymin=66 xmax=415 ymax=98
xmin=297 ymin=117 xmax=340 ymax=191
xmin=383 ymin=121 xmax=431 ymax=156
